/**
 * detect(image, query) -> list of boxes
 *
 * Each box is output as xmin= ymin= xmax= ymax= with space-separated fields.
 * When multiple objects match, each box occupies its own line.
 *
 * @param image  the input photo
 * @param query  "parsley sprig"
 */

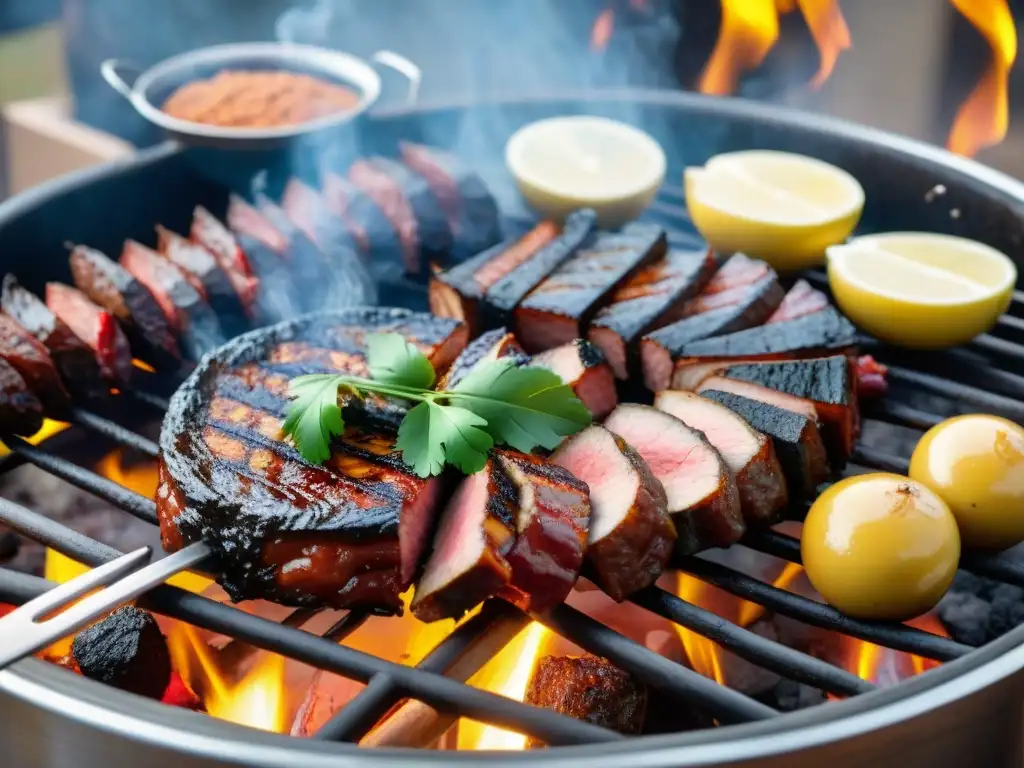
xmin=283 ymin=332 xmax=592 ymax=476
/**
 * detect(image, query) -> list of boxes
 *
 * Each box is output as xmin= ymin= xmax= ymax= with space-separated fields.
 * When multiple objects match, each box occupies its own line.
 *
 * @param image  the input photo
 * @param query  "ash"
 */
xmin=939 ymin=570 xmax=1024 ymax=647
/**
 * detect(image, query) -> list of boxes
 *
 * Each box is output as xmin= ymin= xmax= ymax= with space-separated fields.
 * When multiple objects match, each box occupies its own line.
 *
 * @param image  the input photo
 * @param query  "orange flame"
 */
xmin=947 ymin=0 xmax=1018 ymax=156
xmin=839 ymin=612 xmax=949 ymax=687
xmin=736 ymin=562 xmax=804 ymax=627
xmin=797 ymin=0 xmax=852 ymax=88
xmin=591 ymin=7 xmax=615 ymax=51
xmin=672 ymin=573 xmax=726 ymax=683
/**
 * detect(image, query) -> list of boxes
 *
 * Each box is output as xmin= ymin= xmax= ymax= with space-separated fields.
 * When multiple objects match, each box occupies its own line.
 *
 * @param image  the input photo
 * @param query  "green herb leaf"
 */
xmin=283 ymin=374 xmax=346 ymax=464
xmin=366 ymin=332 xmax=435 ymax=389
xmin=451 ymin=360 xmax=592 ymax=453
xmin=396 ymin=401 xmax=493 ymax=477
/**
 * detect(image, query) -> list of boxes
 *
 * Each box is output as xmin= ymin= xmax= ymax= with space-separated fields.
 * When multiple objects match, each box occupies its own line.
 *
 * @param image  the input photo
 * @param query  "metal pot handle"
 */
xmin=370 ymin=50 xmax=421 ymax=105
xmin=100 ymin=59 xmax=143 ymax=100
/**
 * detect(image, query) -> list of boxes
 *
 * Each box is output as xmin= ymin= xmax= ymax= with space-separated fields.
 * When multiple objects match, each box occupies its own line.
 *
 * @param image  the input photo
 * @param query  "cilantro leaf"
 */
xmin=366 ymin=332 xmax=435 ymax=389
xmin=396 ymin=401 xmax=492 ymax=477
xmin=283 ymin=374 xmax=345 ymax=464
xmin=451 ymin=360 xmax=592 ymax=452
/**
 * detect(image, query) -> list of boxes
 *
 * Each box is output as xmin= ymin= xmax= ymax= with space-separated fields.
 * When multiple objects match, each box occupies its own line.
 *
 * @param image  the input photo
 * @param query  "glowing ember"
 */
xmin=0 ymin=418 xmax=68 ymax=457
xmin=836 ymin=612 xmax=948 ymax=688
xmin=736 ymin=562 xmax=804 ymax=627
xmin=947 ymin=0 xmax=1018 ymax=156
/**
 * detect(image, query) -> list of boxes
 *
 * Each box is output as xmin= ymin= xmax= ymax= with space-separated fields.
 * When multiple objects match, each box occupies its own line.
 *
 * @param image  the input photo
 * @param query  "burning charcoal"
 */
xmin=0 ymin=312 xmax=71 ymax=412
xmin=524 ymin=655 xmax=647 ymax=747
xmin=161 ymin=671 xmax=204 ymax=711
xmin=71 ymin=605 xmax=172 ymax=700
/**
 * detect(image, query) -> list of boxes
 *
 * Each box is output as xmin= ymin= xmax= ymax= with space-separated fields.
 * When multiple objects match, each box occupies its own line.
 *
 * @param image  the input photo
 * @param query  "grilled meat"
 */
xmin=71 ymin=606 xmax=171 ymax=701
xmin=410 ymin=458 xmax=516 ymax=622
xmin=855 ymin=355 xmax=889 ymax=397
xmin=604 ymin=404 xmax=744 ymax=555
xmin=700 ymin=390 xmax=830 ymax=499
xmin=280 ymin=178 xmax=331 ymax=246
xmin=322 ymin=171 xmax=399 ymax=259
xmin=159 ymin=309 xmax=467 ymax=612
xmin=46 ymin=283 xmax=133 ymax=387
xmin=524 ymin=655 xmax=647 ymax=746
xmin=654 ymin=390 xmax=788 ymax=525
xmin=70 ymin=244 xmax=179 ymax=365
xmin=497 ymin=450 xmax=590 ymax=613
xmin=588 ymin=246 xmax=716 ymax=379
xmin=120 ymin=240 xmax=227 ymax=360
xmin=767 ymin=279 xmax=829 ymax=323
xmin=0 ymin=357 xmax=44 ymax=436
xmin=697 ymin=377 xmax=819 ymax=421
xmin=551 ymin=426 xmax=674 ymax=600
xmin=429 ymin=222 xmax=558 ymax=335
xmin=435 ymin=327 xmax=528 ymax=390
xmin=189 ymin=206 xmax=260 ymax=313
xmin=680 ymin=253 xmax=774 ymax=314
xmin=641 ymin=276 xmax=786 ymax=391
xmin=1 ymin=276 xmax=105 ymax=399
xmin=532 ymin=339 xmax=618 ymax=420
xmin=0 ymin=312 xmax=71 ymax=412
xmin=399 ymin=142 xmax=502 ymax=260
xmin=513 ymin=223 xmax=667 ymax=352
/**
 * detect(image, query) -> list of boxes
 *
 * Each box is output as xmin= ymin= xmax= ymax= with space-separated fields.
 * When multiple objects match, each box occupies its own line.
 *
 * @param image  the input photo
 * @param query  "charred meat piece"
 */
xmin=322 ymin=171 xmax=400 ymax=259
xmin=551 ymin=426 xmax=674 ymax=601
xmin=410 ymin=459 xmax=516 ymax=622
xmin=679 ymin=253 xmax=772 ymax=315
xmin=71 ymin=606 xmax=171 ymax=700
xmin=0 ymin=312 xmax=71 ymax=412
xmin=429 ymin=222 xmax=558 ymax=335
xmin=159 ymin=309 xmax=466 ymax=612
xmin=641 ymin=276 xmax=786 ymax=391
xmin=157 ymin=225 xmax=250 ymax=338
xmin=525 ymin=655 xmax=647 ymax=746
xmin=513 ymin=224 xmax=667 ymax=353
xmin=69 ymin=244 xmax=179 ymax=365
xmin=280 ymin=178 xmax=329 ymax=246
xmin=531 ymin=339 xmax=618 ymax=420
xmin=588 ymin=246 xmax=716 ymax=379
xmin=46 ymin=283 xmax=133 ymax=387
xmin=855 ymin=355 xmax=889 ymax=397
xmin=399 ymin=141 xmax=502 ymax=260
xmin=654 ymin=390 xmax=788 ymax=525
xmin=1 ymin=276 xmax=105 ymax=399
xmin=496 ymin=450 xmax=590 ymax=613
xmin=0 ymin=357 xmax=44 ymax=436
xmin=767 ymin=279 xmax=829 ymax=323
xmin=436 ymin=327 xmax=528 ymax=390
xmin=190 ymin=206 xmax=260 ymax=312
xmin=697 ymin=376 xmax=819 ymax=422
xmin=604 ymin=404 xmax=744 ymax=555
xmin=701 ymin=390 xmax=830 ymax=499
xmin=121 ymin=240 xmax=226 ymax=360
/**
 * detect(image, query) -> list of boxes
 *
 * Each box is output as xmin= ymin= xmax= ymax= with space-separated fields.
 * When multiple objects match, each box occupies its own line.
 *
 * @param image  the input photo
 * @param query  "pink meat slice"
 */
xmin=767 ymin=279 xmax=830 ymax=323
xmin=531 ymin=339 xmax=618 ymax=419
xmin=349 ymin=160 xmax=420 ymax=273
xmin=697 ymin=376 xmax=818 ymax=421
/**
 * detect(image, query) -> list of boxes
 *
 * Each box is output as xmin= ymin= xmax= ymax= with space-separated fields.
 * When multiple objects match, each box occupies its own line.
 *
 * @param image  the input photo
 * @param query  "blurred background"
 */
xmin=0 ymin=0 xmax=1021 ymax=196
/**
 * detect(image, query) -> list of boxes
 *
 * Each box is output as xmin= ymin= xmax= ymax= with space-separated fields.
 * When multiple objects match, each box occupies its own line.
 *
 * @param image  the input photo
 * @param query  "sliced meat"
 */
xmin=0 ymin=357 xmax=44 ymax=436
xmin=700 ymin=390 xmax=830 ymax=499
xmin=698 ymin=377 xmax=819 ymax=421
xmin=429 ymin=222 xmax=558 ymax=335
xmin=190 ymin=206 xmax=260 ymax=312
xmin=654 ymin=390 xmax=788 ymax=525
xmin=321 ymin=171 xmax=397 ymax=258
xmin=410 ymin=459 xmax=516 ymax=622
xmin=531 ymin=339 xmax=618 ymax=420
xmin=641 ymin=276 xmax=786 ymax=391
xmin=71 ymin=606 xmax=171 ymax=701
xmin=280 ymin=178 xmax=325 ymax=245
xmin=348 ymin=159 xmax=426 ymax=275
xmin=0 ymin=312 xmax=70 ymax=412
xmin=524 ymin=655 xmax=647 ymax=746
xmin=514 ymin=223 xmax=667 ymax=353
xmin=767 ymin=279 xmax=829 ymax=323
xmin=1 ymin=276 xmax=105 ymax=399
xmin=158 ymin=309 xmax=466 ymax=612
xmin=435 ymin=327 xmax=528 ymax=390
xmin=46 ymin=283 xmax=133 ymax=387
xmin=855 ymin=354 xmax=889 ymax=397
xmin=588 ymin=246 xmax=716 ymax=379
xmin=603 ymin=404 xmax=744 ymax=555
xmin=120 ymin=240 xmax=226 ymax=360
xmin=399 ymin=141 xmax=502 ymax=260
xmin=157 ymin=225 xmax=250 ymax=338
xmin=496 ymin=450 xmax=590 ymax=613
xmin=551 ymin=426 xmax=674 ymax=601
xmin=69 ymin=244 xmax=179 ymax=365
xmin=680 ymin=253 xmax=772 ymax=313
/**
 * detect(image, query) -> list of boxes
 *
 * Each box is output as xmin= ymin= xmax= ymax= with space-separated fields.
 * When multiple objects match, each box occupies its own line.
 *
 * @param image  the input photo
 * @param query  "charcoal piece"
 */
xmin=71 ymin=605 xmax=171 ymax=700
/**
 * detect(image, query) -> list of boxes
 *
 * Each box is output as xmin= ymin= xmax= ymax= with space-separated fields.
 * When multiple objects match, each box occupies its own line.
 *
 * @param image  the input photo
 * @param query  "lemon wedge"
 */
xmin=685 ymin=150 xmax=865 ymax=271
xmin=827 ymin=232 xmax=1016 ymax=348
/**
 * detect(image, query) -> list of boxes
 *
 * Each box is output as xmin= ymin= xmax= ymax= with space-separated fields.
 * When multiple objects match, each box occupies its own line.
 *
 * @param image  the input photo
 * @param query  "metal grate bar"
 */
xmin=863 ymin=402 xmax=940 ymax=432
xmin=849 ymin=447 xmax=909 ymax=475
xmin=884 ymin=365 xmax=1024 ymax=418
xmin=68 ymin=407 xmax=160 ymax=457
xmin=126 ymin=389 xmax=171 ymax=412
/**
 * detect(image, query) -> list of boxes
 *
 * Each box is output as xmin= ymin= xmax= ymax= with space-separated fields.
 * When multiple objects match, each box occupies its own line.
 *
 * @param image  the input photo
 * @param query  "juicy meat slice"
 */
xmin=69 ymin=244 xmax=179 ymax=365
xmin=435 ymin=327 xmax=528 ymax=390
xmin=190 ymin=206 xmax=260 ymax=311
xmin=348 ymin=158 xmax=426 ymax=275
xmin=588 ymin=246 xmax=716 ymax=379
xmin=654 ymin=390 xmax=788 ymax=525
xmin=280 ymin=178 xmax=324 ymax=245
xmin=698 ymin=376 xmax=819 ymax=421
xmin=531 ymin=339 xmax=618 ymax=419
xmin=524 ymin=655 xmax=647 ymax=746
xmin=514 ymin=224 xmax=667 ymax=353
xmin=496 ymin=450 xmax=590 ymax=613
xmin=0 ymin=312 xmax=70 ymax=412
xmin=603 ymin=404 xmax=744 ymax=555
xmin=410 ymin=459 xmax=516 ymax=622
xmin=641 ymin=276 xmax=785 ymax=391
xmin=680 ymin=253 xmax=774 ymax=315
xmin=700 ymin=390 xmax=830 ymax=499
xmin=1 ymin=275 xmax=106 ymax=399
xmin=321 ymin=171 xmax=395 ymax=256
xmin=551 ymin=426 xmax=675 ymax=601
xmin=226 ymin=194 xmax=288 ymax=254
xmin=767 ymin=279 xmax=829 ymax=323
xmin=0 ymin=357 xmax=44 ymax=436
xmin=46 ymin=283 xmax=132 ymax=386
xmin=368 ymin=156 xmax=452 ymax=270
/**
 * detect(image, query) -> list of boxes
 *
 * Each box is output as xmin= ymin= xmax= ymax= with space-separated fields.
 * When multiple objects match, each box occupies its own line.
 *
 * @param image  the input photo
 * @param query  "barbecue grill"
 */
xmin=1 ymin=91 xmax=1024 ymax=768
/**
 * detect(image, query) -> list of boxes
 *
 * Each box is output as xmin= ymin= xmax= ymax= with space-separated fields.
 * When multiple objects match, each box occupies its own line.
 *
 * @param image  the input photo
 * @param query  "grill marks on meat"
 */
xmin=768 ymin=279 xmax=829 ymax=323
xmin=680 ymin=253 xmax=771 ymax=315
xmin=0 ymin=357 xmax=43 ymax=436
xmin=532 ymin=339 xmax=618 ymax=420
xmin=514 ymin=223 xmax=667 ymax=353
xmin=654 ymin=390 xmax=788 ymax=525
xmin=0 ymin=312 xmax=70 ymax=412
xmin=552 ymin=426 xmax=674 ymax=601
xmin=604 ymin=404 xmax=744 ymax=555
xmin=190 ymin=206 xmax=260 ymax=313
xmin=588 ymin=246 xmax=716 ymax=380
xmin=45 ymin=283 xmax=133 ymax=387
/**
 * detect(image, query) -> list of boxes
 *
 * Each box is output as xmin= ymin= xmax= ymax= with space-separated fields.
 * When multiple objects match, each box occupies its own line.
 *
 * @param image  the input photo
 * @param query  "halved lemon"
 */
xmin=685 ymin=150 xmax=865 ymax=271
xmin=827 ymin=232 xmax=1017 ymax=348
